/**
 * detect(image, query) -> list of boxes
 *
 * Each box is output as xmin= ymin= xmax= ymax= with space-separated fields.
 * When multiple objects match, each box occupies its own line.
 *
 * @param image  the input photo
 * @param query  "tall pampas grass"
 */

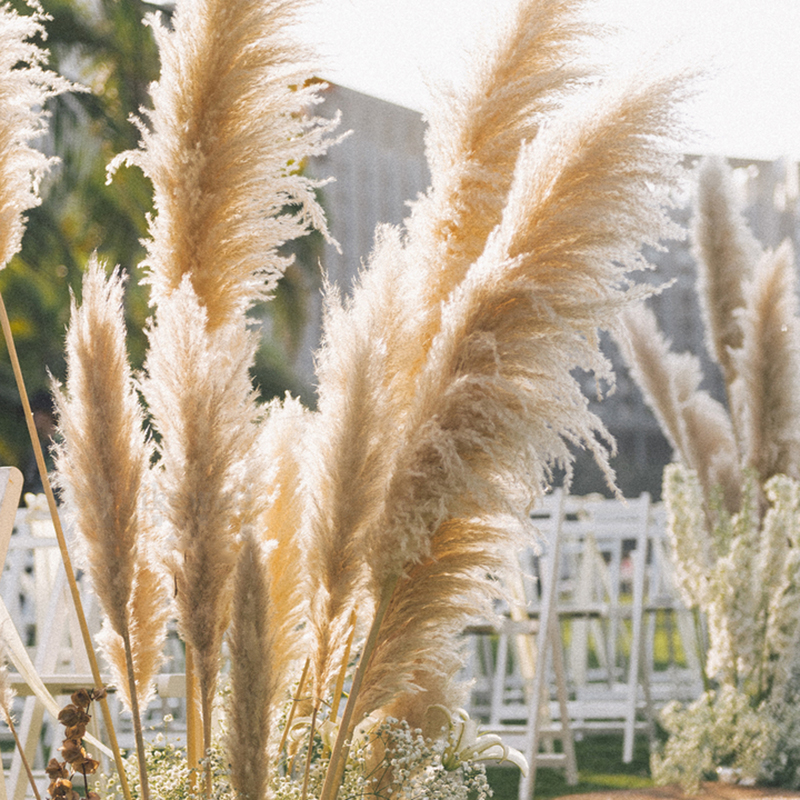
xmin=619 ymin=156 xmax=800 ymax=787
xmin=0 ymin=7 xmax=137 ymax=799
xmin=692 ymin=155 xmax=761 ymax=389
xmin=618 ymin=304 xmax=741 ymax=515
xmin=108 ymin=0 xmax=339 ymax=788
xmin=310 ymin=16 xmax=692 ymax=800
xmin=0 ymin=0 xmax=69 ymax=269
xmin=620 ymin=155 xmax=800 ymax=503
xmin=111 ymin=0 xmax=337 ymax=326
xmin=14 ymin=0 xmax=698 ymax=798
xmin=142 ymin=280 xmax=263 ymax=774
xmin=227 ymin=531 xmax=277 ymax=800
xmin=54 ymin=258 xmax=170 ymax=800
xmin=731 ymin=241 xmax=800 ymax=482
xmin=257 ymin=396 xmax=313 ymax=706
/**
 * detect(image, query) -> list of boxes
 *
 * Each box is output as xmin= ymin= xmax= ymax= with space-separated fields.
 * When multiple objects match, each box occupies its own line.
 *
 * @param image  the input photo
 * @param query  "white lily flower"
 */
xmin=427 ymin=705 xmax=528 ymax=776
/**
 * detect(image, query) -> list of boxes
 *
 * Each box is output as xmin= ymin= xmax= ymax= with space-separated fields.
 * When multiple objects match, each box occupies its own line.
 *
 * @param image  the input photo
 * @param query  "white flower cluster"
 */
xmin=271 ymin=714 xmax=493 ymax=800
xmin=665 ymin=464 xmax=800 ymax=701
xmin=652 ymin=686 xmax=778 ymax=794
xmin=660 ymin=464 xmax=800 ymax=788
xmin=102 ymin=699 xmax=501 ymax=800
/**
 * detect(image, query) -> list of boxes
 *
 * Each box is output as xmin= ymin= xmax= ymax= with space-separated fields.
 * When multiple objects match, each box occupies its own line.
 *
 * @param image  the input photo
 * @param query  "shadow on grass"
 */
xmin=487 ymin=734 xmax=653 ymax=800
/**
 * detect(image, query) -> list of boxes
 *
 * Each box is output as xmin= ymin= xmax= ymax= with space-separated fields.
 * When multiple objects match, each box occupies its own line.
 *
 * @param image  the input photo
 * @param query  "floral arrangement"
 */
xmin=0 ymin=0 xmax=690 ymax=798
xmin=619 ymin=156 xmax=800 ymax=790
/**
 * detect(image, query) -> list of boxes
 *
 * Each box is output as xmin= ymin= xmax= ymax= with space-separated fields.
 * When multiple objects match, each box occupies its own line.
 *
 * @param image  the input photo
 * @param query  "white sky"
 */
xmin=297 ymin=0 xmax=800 ymax=162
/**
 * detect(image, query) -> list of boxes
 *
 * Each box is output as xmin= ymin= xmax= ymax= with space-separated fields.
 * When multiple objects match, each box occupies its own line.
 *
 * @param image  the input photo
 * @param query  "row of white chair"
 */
xmin=463 ymin=489 xmax=704 ymax=799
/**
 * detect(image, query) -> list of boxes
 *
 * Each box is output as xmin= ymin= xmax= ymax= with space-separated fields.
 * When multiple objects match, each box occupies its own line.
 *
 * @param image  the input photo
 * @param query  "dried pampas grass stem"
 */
xmin=0 ymin=291 xmax=133 ymax=800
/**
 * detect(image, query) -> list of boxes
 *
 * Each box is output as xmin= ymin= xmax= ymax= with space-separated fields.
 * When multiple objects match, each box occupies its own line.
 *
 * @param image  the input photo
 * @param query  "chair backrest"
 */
xmin=557 ymin=493 xmax=651 ymax=685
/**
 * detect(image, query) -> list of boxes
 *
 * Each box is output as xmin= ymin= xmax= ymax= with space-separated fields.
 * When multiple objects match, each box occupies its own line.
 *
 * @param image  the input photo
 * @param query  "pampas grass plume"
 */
xmin=692 ymin=155 xmax=762 ymax=387
xmin=54 ymin=258 xmax=167 ymax=685
xmin=0 ymin=1 xmax=70 ymax=268
xmin=143 ymin=279 xmax=262 ymax=743
xmin=732 ymin=241 xmax=800 ymax=482
xmin=227 ymin=531 xmax=277 ymax=800
xmin=112 ymin=0 xmax=337 ymax=327
xmin=311 ymin=10 xmax=693 ymax=757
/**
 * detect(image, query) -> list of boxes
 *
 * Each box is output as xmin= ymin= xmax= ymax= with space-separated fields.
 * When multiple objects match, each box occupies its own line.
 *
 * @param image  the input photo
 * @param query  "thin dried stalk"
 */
xmin=0 ymin=657 xmax=40 ymax=800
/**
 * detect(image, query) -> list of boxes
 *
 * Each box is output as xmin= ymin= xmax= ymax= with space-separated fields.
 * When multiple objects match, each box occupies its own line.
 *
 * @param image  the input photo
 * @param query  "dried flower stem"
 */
xmin=121 ymin=629 xmax=149 ymax=800
xmin=277 ymin=657 xmax=310 ymax=758
xmin=0 ymin=291 xmax=132 ymax=800
xmin=185 ymin=645 xmax=203 ymax=794
xmin=319 ymin=579 xmax=398 ymax=800
xmin=300 ymin=704 xmax=319 ymax=800
xmin=1 ymin=705 xmax=40 ymax=800
xmin=329 ymin=609 xmax=357 ymax=725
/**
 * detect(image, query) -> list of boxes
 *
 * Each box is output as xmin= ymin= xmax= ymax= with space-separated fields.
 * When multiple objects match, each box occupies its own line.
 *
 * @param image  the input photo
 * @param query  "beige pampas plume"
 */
xmin=98 ymin=550 xmax=171 ymax=711
xmin=354 ymin=517 xmax=511 ymax=729
xmin=406 ymin=0 xmax=593 ymax=298
xmin=692 ymin=155 xmax=762 ymax=388
xmin=256 ymin=396 xmax=312 ymax=704
xmin=227 ymin=531 xmax=277 ymax=800
xmin=143 ymin=278 xmax=263 ymax=759
xmin=111 ymin=0 xmax=338 ymax=328
xmin=315 ymin=23 xmax=693 ymax=794
xmin=365 ymin=67 xmax=692 ymax=586
xmin=618 ymin=304 xmax=701 ymax=460
xmin=618 ymin=304 xmax=741 ymax=512
xmin=620 ymin=156 xmax=800 ymax=520
xmin=55 ymin=259 xmax=153 ymax=645
xmin=54 ymin=257 xmax=169 ymax=799
xmin=731 ymin=241 xmax=800 ymax=482
xmin=0 ymin=1 xmax=70 ymax=268
xmin=369 ymin=0 xmax=596 ymax=411
xmin=303 ymin=275 xmax=400 ymax=707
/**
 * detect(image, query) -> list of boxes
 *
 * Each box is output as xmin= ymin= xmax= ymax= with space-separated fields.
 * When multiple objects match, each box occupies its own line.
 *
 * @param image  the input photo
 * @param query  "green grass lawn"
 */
xmin=487 ymin=733 xmax=654 ymax=800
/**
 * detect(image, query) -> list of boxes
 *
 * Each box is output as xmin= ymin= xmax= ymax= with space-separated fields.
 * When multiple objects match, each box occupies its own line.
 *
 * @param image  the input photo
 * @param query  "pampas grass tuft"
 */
xmin=143 ymin=279 xmax=262 ymax=741
xmin=227 ymin=531 xmax=277 ymax=800
xmin=692 ymin=155 xmax=761 ymax=388
xmin=731 ymin=241 xmax=800 ymax=482
xmin=31 ymin=1 xmax=699 ymax=799
xmin=55 ymin=258 xmax=155 ymax=646
xmin=620 ymin=155 xmax=800 ymax=516
xmin=0 ymin=1 xmax=70 ymax=268
xmin=308 ymin=11 xmax=692 ymax=790
xmin=111 ymin=0 xmax=338 ymax=327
